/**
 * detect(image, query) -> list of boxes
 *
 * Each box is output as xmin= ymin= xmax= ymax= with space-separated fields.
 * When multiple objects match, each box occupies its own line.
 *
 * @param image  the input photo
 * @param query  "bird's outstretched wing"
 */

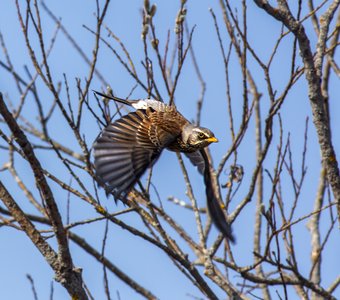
xmin=93 ymin=109 xmax=175 ymax=200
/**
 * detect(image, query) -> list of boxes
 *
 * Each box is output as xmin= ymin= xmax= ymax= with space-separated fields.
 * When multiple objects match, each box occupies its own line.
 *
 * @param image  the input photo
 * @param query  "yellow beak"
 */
xmin=206 ymin=137 xmax=218 ymax=143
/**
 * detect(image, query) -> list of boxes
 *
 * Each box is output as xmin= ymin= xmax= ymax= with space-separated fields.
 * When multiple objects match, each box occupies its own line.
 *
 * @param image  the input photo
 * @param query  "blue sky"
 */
xmin=0 ymin=1 xmax=339 ymax=299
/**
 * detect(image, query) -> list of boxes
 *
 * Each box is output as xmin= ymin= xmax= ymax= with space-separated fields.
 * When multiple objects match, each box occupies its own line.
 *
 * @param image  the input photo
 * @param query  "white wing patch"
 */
xmin=132 ymin=99 xmax=167 ymax=112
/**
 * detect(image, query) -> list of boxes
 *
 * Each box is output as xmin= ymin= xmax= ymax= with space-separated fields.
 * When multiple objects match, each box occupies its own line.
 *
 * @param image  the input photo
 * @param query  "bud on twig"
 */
xmin=151 ymin=38 xmax=159 ymax=49
xmin=149 ymin=4 xmax=157 ymax=17
xmin=141 ymin=24 xmax=149 ymax=39
xmin=144 ymin=0 xmax=150 ymax=12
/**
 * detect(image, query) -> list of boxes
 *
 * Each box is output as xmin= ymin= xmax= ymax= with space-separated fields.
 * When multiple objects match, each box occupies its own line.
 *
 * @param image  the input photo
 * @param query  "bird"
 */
xmin=93 ymin=91 xmax=235 ymax=243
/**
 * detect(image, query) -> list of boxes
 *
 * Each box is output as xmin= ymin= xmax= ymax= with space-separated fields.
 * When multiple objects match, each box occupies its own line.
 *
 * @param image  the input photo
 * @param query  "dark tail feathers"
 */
xmin=200 ymin=149 xmax=236 ymax=243
xmin=207 ymin=196 xmax=235 ymax=243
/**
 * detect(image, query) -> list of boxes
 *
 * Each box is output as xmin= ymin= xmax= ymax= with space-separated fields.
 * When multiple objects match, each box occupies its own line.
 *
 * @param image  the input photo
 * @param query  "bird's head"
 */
xmin=182 ymin=125 xmax=218 ymax=149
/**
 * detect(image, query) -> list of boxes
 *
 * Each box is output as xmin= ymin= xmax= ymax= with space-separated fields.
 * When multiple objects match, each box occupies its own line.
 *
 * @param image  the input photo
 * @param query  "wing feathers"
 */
xmin=93 ymin=110 xmax=164 ymax=199
xmin=185 ymin=151 xmax=206 ymax=174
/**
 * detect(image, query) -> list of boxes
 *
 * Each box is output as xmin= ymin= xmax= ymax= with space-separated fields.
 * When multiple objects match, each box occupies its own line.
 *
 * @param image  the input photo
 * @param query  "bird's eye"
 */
xmin=198 ymin=132 xmax=206 ymax=139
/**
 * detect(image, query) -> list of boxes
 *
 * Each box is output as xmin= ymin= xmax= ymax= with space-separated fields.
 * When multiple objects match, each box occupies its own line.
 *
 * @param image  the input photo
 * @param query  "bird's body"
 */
xmin=93 ymin=92 xmax=235 ymax=243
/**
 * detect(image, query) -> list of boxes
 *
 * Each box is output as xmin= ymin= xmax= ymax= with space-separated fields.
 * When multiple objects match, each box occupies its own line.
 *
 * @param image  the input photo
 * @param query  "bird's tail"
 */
xmin=206 ymin=196 xmax=235 ymax=243
xmin=93 ymin=90 xmax=133 ymax=106
xmin=200 ymin=149 xmax=236 ymax=243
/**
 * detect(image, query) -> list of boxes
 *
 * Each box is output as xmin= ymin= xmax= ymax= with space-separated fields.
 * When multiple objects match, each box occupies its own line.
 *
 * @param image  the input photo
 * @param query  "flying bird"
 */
xmin=93 ymin=92 xmax=235 ymax=243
